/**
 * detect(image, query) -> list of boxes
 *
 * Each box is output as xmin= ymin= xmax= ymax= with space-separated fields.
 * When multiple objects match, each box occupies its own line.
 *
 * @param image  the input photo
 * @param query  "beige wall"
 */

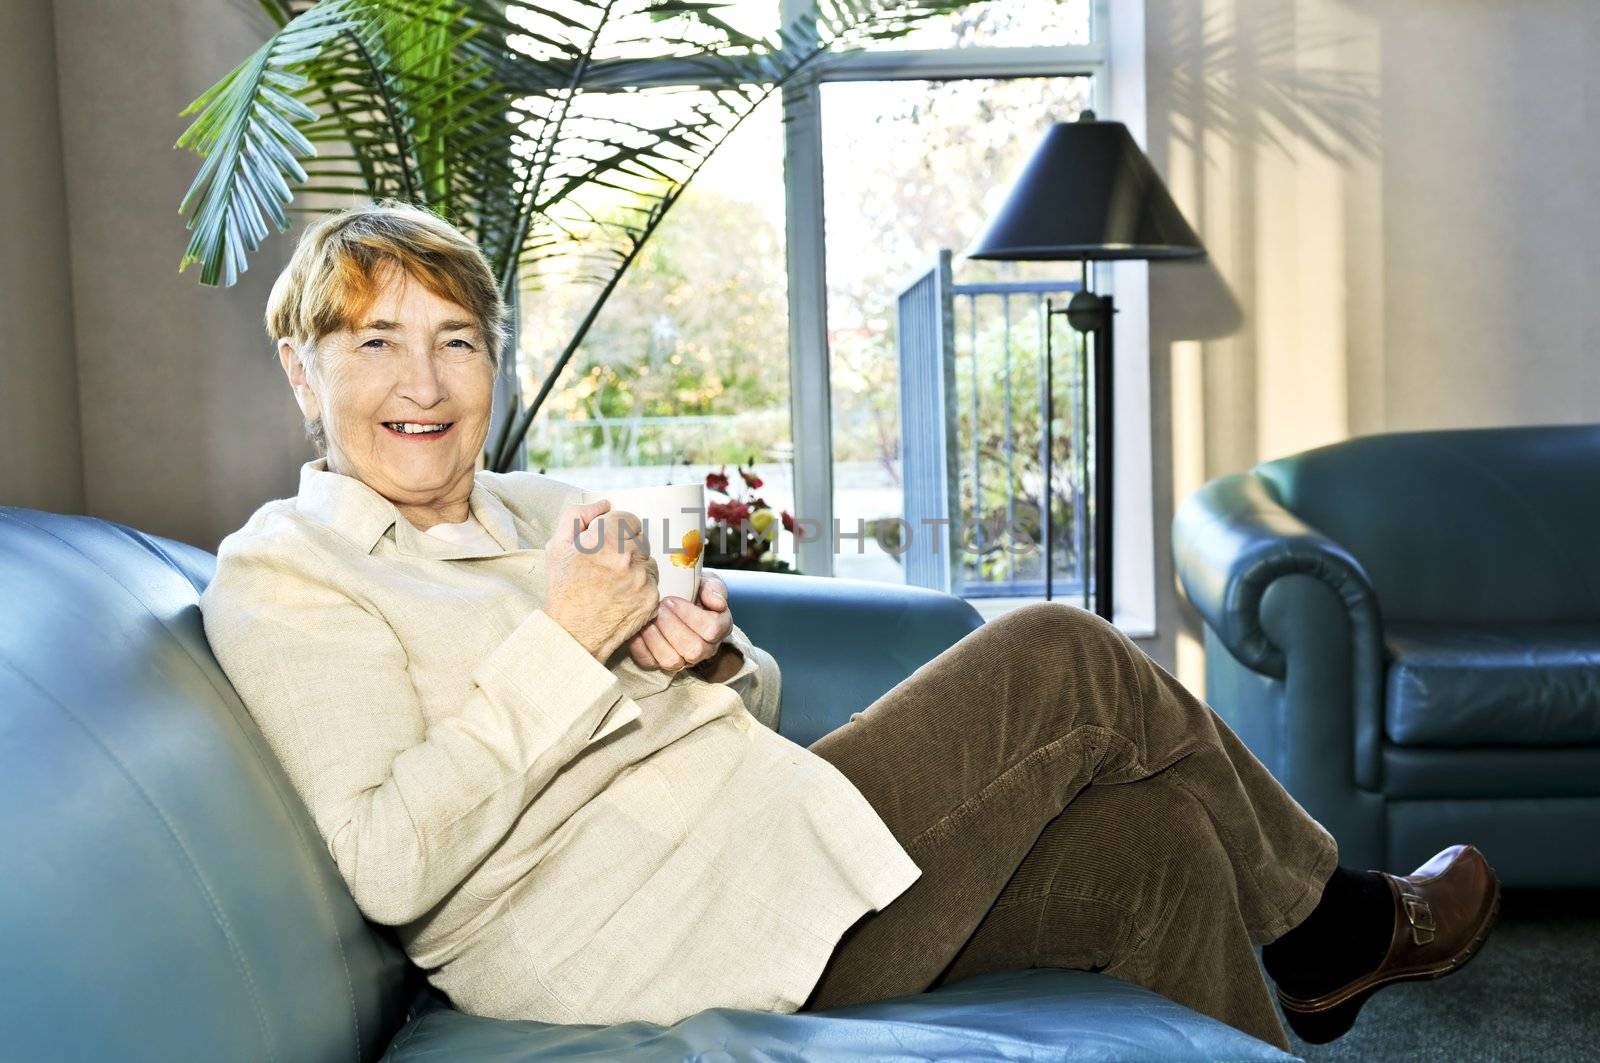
xmin=1135 ymin=0 xmax=1600 ymax=680
xmin=50 ymin=0 xmax=311 ymax=550
xmin=1 ymin=0 xmax=83 ymax=514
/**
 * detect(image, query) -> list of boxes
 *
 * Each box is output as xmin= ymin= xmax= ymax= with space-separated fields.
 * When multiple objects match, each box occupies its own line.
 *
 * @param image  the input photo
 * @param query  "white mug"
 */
xmin=578 ymin=483 xmax=705 ymax=603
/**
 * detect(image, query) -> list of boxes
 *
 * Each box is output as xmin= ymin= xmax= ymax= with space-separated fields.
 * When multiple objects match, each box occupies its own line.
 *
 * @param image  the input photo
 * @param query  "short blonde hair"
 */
xmin=265 ymin=199 xmax=510 ymax=451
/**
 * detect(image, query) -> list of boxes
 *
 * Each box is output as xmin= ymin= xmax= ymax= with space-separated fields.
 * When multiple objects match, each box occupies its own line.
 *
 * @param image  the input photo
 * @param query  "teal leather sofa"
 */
xmin=0 ymin=505 xmax=1300 ymax=1061
xmin=1173 ymin=424 xmax=1600 ymax=888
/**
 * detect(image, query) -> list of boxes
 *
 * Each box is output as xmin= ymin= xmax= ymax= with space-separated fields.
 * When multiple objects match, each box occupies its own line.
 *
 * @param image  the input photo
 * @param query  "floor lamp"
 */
xmin=965 ymin=111 xmax=1205 ymax=622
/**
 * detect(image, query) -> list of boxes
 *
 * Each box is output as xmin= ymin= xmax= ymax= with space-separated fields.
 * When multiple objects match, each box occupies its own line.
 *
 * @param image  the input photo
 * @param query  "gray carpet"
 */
xmin=1278 ymin=889 xmax=1599 ymax=1061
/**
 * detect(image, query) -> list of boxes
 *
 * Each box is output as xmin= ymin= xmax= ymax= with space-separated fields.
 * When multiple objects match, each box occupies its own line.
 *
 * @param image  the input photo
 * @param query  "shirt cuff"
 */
xmin=472 ymin=608 xmax=638 ymax=753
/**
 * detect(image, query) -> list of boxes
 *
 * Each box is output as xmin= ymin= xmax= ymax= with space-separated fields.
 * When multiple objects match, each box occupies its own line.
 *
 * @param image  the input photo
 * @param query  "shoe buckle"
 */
xmin=1401 ymin=891 xmax=1436 ymax=945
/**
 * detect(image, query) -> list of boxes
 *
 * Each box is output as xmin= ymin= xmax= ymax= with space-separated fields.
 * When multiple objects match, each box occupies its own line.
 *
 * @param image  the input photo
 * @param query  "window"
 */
xmin=515 ymin=0 xmax=1145 ymax=619
xmin=878 ymin=0 xmax=1092 ymax=50
xmin=818 ymin=75 xmax=1093 ymax=584
xmin=520 ymin=94 xmax=797 ymax=550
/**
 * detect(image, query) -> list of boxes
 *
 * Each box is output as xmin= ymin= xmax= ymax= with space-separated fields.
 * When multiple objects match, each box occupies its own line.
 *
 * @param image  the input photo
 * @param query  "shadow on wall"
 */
xmin=1154 ymin=0 xmax=1385 ymax=453
xmin=1163 ymin=3 xmax=1382 ymax=161
xmin=1151 ymin=2 xmax=1383 ymax=343
xmin=1141 ymin=0 xmax=1384 ymax=677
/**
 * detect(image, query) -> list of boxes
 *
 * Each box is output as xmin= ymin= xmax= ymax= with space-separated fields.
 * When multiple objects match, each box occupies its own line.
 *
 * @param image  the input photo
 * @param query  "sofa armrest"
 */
xmin=1174 ymin=472 xmax=1386 ymax=790
xmin=718 ymin=569 xmax=984 ymax=747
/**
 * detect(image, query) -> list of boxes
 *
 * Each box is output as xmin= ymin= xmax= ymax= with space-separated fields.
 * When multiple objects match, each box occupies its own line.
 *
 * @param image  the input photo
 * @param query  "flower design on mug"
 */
xmin=673 ymin=527 xmax=703 ymax=568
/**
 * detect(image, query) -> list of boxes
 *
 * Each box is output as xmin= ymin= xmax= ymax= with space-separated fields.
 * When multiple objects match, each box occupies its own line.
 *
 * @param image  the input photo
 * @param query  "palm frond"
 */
xmin=177 ymin=0 xmax=523 ymax=286
xmin=486 ymin=0 xmax=976 ymax=469
xmin=177 ymin=0 xmax=980 ymax=470
xmin=176 ymin=0 xmax=364 ymax=286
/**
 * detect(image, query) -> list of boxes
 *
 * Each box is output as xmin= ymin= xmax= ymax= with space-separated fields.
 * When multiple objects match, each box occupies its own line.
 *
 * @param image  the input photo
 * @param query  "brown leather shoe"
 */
xmin=1275 ymin=844 xmax=1501 ymax=1044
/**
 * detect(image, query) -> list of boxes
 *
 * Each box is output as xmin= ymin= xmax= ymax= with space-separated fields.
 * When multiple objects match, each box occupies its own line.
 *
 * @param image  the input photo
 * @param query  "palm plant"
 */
xmin=176 ymin=0 xmax=978 ymax=472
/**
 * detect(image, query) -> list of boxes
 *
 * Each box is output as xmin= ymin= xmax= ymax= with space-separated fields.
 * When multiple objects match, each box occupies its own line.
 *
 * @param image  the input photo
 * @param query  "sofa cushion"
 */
xmin=1384 ymin=622 xmax=1600 ymax=746
xmin=1382 ymin=745 xmax=1600 ymax=799
xmin=380 ymin=968 xmax=1300 ymax=1062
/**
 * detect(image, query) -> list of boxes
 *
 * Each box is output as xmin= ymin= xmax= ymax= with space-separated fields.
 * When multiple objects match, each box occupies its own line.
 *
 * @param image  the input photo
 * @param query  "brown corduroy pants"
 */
xmin=800 ymin=601 xmax=1340 ymax=1052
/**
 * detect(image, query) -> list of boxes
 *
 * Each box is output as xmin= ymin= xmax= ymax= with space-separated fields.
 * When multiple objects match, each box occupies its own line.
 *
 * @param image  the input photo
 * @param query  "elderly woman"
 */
xmin=200 ymin=201 xmax=1499 ymax=1052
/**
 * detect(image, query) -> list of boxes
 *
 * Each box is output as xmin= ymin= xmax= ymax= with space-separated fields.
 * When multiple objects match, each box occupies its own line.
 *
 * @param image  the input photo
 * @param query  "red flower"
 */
xmin=705 ymin=466 xmax=730 ymax=494
xmin=708 ymin=499 xmax=752 ymax=527
xmin=740 ymin=467 xmax=764 ymax=490
xmin=780 ymin=510 xmax=795 ymax=532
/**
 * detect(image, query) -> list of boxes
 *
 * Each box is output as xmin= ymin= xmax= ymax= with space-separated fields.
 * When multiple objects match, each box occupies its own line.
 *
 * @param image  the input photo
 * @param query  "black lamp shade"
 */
xmin=966 ymin=118 xmax=1205 ymax=261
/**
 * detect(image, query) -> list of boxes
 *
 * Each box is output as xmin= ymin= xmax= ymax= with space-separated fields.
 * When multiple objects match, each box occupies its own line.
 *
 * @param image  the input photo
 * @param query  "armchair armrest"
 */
xmin=1174 ymin=472 xmax=1380 ymax=678
xmin=718 ymin=569 xmax=984 ymax=747
xmin=1173 ymin=472 xmax=1386 ymax=790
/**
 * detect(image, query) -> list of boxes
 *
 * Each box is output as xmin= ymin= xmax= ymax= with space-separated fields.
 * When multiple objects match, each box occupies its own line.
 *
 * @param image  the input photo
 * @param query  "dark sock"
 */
xmin=1261 ymin=864 xmax=1393 ymax=999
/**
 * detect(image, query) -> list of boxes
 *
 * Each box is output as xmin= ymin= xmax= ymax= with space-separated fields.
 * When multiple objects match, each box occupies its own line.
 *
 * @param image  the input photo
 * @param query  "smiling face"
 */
xmin=278 ymin=263 xmax=494 ymax=525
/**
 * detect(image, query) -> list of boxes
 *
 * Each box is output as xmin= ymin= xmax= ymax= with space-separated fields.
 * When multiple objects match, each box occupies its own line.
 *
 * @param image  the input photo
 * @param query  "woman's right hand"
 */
xmin=543 ymin=499 xmax=660 ymax=662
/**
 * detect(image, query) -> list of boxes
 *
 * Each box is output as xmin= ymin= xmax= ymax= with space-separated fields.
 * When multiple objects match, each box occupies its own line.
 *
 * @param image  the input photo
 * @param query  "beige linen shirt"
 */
xmin=199 ymin=457 xmax=921 ymax=1026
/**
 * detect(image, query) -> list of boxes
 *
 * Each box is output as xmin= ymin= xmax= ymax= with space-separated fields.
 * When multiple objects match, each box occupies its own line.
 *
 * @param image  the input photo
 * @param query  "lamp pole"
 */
xmin=1042 ymin=267 xmax=1113 ymax=620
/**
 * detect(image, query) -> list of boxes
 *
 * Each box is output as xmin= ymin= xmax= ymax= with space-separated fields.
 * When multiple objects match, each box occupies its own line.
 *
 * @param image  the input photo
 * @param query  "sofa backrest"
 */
xmin=0 ymin=508 xmax=412 ymax=1063
xmin=1253 ymin=423 xmax=1600 ymax=623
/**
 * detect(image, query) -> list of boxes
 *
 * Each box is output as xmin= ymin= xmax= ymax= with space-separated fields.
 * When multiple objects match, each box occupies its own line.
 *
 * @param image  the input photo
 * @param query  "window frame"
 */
xmin=782 ymin=25 xmax=1111 ymax=587
xmin=533 ymin=0 xmax=1159 ymax=636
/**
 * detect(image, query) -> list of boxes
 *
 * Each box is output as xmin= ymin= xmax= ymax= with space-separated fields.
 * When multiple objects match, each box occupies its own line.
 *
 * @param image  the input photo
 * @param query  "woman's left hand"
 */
xmin=627 ymin=571 xmax=735 ymax=675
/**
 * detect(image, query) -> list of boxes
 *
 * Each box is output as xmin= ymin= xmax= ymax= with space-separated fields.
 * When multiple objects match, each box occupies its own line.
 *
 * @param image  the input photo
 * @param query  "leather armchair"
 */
xmin=1173 ymin=424 xmax=1600 ymax=886
xmin=0 ymin=505 xmax=1300 ymax=1062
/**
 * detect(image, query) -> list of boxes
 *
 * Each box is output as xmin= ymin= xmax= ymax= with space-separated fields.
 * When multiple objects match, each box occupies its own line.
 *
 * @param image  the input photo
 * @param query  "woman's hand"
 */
xmin=543 ymin=499 xmax=660 ymax=662
xmin=627 ymin=571 xmax=736 ymax=677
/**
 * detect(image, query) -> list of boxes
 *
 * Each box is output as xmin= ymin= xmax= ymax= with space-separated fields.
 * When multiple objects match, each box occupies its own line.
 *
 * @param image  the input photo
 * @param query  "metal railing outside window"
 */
xmin=897 ymin=251 xmax=1091 ymax=605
